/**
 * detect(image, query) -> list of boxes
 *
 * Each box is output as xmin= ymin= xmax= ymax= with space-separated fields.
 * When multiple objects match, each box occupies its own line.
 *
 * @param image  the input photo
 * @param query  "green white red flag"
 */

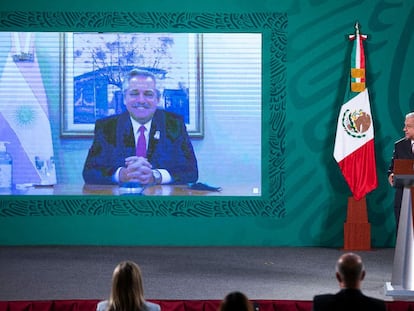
xmin=333 ymin=25 xmax=377 ymax=201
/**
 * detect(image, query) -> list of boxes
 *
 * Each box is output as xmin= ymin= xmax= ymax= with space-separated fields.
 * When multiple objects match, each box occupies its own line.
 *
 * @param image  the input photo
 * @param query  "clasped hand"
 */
xmin=120 ymin=156 xmax=153 ymax=184
xmin=388 ymin=173 xmax=394 ymax=186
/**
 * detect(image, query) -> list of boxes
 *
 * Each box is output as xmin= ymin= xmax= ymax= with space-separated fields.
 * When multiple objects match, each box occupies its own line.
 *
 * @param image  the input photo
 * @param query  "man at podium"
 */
xmin=387 ymin=112 xmax=414 ymax=227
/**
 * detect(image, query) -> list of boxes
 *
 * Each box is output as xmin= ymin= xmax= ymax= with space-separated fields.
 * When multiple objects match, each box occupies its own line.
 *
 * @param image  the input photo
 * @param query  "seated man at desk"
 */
xmin=83 ymin=68 xmax=198 ymax=186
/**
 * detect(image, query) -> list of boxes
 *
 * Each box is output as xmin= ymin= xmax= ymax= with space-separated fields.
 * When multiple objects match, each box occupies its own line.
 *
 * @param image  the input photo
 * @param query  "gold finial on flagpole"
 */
xmin=350 ymin=21 xmax=367 ymax=93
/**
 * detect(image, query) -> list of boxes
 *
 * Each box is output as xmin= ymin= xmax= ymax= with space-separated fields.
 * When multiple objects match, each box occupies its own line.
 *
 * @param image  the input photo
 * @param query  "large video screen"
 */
xmin=0 ymin=32 xmax=262 ymax=196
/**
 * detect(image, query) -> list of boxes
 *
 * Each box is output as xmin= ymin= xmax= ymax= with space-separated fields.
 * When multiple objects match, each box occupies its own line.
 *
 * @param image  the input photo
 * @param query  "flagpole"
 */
xmin=337 ymin=23 xmax=374 ymax=251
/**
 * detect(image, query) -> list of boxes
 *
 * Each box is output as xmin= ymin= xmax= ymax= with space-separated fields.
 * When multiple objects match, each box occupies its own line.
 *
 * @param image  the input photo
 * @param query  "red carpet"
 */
xmin=1 ymin=300 xmax=414 ymax=311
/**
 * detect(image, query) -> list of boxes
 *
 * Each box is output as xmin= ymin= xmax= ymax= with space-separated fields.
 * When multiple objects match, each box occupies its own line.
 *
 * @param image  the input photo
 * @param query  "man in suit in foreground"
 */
xmin=312 ymin=252 xmax=386 ymax=311
xmin=388 ymin=112 xmax=414 ymax=227
xmin=83 ymin=68 xmax=198 ymax=185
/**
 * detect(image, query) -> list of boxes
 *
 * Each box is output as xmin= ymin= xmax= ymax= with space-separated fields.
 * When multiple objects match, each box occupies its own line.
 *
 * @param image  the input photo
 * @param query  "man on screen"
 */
xmin=82 ymin=68 xmax=198 ymax=185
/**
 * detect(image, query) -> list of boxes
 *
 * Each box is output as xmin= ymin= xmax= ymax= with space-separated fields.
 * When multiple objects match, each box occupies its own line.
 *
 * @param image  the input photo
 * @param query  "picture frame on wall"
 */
xmin=60 ymin=32 xmax=204 ymax=138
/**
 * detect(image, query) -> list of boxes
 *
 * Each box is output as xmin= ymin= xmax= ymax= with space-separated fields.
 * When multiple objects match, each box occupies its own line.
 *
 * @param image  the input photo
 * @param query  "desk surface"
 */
xmin=4 ymin=183 xmax=261 ymax=196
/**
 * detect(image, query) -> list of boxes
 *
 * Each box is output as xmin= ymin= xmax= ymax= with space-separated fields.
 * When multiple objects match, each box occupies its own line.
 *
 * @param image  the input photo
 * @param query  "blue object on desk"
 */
xmin=119 ymin=182 xmax=144 ymax=195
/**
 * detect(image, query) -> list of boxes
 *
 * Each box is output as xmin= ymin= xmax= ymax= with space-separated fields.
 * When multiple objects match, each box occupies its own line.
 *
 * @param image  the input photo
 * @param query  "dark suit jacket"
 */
xmin=83 ymin=109 xmax=198 ymax=185
xmin=388 ymin=137 xmax=414 ymax=221
xmin=312 ymin=289 xmax=386 ymax=311
xmin=388 ymin=137 xmax=414 ymax=175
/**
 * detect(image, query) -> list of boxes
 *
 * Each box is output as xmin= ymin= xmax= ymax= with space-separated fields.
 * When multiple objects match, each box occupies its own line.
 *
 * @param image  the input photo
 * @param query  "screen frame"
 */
xmin=0 ymin=12 xmax=286 ymax=218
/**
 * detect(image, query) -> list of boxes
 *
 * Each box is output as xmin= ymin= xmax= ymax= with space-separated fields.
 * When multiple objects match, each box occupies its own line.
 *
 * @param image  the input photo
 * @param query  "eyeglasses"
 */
xmin=126 ymin=89 xmax=157 ymax=100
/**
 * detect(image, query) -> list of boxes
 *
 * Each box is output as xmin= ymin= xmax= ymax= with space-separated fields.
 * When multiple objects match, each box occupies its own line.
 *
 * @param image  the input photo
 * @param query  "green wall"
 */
xmin=1 ymin=0 xmax=413 ymax=247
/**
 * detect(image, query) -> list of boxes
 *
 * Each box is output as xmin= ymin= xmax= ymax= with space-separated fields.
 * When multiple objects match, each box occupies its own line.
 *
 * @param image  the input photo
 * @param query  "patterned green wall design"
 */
xmin=1 ymin=1 xmax=412 ymax=247
xmin=0 ymin=12 xmax=287 ymax=218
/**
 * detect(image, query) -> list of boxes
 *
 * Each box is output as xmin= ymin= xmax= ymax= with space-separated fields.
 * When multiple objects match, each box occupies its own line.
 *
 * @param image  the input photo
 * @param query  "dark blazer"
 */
xmin=388 ymin=137 xmax=414 ymax=222
xmin=82 ymin=109 xmax=198 ymax=185
xmin=388 ymin=137 xmax=414 ymax=174
xmin=312 ymin=289 xmax=386 ymax=311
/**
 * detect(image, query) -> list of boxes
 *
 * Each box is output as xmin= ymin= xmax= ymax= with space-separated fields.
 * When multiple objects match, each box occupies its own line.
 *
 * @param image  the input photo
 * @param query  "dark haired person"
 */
xmin=97 ymin=261 xmax=160 ymax=311
xmin=312 ymin=253 xmax=386 ymax=311
xmin=83 ymin=68 xmax=198 ymax=185
xmin=219 ymin=291 xmax=253 ymax=311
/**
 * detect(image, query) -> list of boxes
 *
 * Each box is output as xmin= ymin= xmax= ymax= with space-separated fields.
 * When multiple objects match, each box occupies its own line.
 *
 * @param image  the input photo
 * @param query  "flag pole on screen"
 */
xmin=0 ymin=32 xmax=57 ymax=187
xmin=333 ymin=23 xmax=377 ymax=250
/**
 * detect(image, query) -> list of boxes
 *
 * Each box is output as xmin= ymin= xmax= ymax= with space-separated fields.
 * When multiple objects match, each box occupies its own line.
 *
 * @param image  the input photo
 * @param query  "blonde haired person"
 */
xmin=97 ymin=261 xmax=160 ymax=311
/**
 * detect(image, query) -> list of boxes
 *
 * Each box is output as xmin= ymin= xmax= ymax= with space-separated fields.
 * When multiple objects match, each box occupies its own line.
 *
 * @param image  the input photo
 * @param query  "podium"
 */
xmin=385 ymin=159 xmax=414 ymax=297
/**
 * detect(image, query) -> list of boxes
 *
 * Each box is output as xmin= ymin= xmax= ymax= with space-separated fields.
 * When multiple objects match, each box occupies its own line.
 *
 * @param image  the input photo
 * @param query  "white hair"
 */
xmin=406 ymin=112 xmax=414 ymax=119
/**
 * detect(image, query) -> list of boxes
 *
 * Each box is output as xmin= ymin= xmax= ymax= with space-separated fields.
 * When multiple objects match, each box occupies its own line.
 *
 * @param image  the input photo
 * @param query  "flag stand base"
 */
xmin=343 ymin=196 xmax=371 ymax=251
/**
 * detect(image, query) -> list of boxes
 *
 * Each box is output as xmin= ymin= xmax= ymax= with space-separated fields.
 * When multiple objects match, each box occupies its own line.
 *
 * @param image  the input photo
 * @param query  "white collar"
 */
xmin=130 ymin=117 xmax=152 ymax=135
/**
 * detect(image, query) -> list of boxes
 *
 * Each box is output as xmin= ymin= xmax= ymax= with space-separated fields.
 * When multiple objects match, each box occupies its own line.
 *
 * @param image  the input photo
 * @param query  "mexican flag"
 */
xmin=333 ymin=29 xmax=377 ymax=201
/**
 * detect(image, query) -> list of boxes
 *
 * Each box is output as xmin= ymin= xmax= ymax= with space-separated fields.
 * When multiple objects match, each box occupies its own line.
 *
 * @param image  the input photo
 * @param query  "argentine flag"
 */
xmin=0 ymin=32 xmax=56 ymax=186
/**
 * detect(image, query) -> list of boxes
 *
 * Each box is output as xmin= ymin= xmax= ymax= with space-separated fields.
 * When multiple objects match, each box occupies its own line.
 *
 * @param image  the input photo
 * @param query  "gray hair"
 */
xmin=122 ymin=68 xmax=157 ymax=92
xmin=406 ymin=112 xmax=414 ymax=119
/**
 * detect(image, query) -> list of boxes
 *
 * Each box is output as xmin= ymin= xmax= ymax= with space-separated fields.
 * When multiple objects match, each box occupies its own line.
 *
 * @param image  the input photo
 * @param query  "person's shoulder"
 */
xmin=93 ymin=113 xmax=130 ymax=134
xmin=153 ymin=109 xmax=186 ymax=138
xmin=313 ymin=293 xmax=335 ymax=302
xmin=312 ymin=294 xmax=336 ymax=311
xmin=347 ymin=291 xmax=386 ymax=310
xmin=155 ymin=109 xmax=184 ymax=122
xmin=95 ymin=112 xmax=128 ymax=126
xmin=313 ymin=293 xmax=335 ymax=298
xmin=96 ymin=300 xmax=109 ymax=311
xmin=144 ymin=301 xmax=161 ymax=311
xmin=364 ymin=295 xmax=386 ymax=309
xmin=395 ymin=137 xmax=408 ymax=145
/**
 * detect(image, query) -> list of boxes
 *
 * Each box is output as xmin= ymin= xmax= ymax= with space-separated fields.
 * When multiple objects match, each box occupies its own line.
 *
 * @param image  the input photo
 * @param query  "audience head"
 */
xmin=335 ymin=252 xmax=365 ymax=289
xmin=219 ymin=291 xmax=253 ymax=311
xmin=108 ymin=261 xmax=146 ymax=311
xmin=122 ymin=69 xmax=160 ymax=124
